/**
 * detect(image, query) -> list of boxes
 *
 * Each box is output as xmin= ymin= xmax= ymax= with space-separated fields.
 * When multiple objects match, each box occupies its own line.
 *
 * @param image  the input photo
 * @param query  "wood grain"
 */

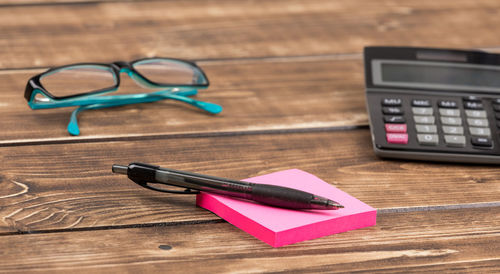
xmin=0 ymin=0 xmax=111 ymax=4
xmin=1 ymin=0 xmax=500 ymax=69
xmin=0 ymin=58 xmax=366 ymax=143
xmin=0 ymin=207 xmax=498 ymax=273
xmin=1 ymin=130 xmax=499 ymax=233
xmin=2 ymin=1 xmax=500 ymax=271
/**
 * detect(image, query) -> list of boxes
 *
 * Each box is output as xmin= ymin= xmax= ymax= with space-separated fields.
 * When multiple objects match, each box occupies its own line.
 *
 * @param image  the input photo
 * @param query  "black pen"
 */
xmin=112 ymin=163 xmax=344 ymax=210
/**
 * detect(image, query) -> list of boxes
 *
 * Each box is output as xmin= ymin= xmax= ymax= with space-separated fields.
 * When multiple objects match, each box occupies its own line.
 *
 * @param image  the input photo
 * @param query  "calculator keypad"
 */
xmin=436 ymin=100 xmax=467 ymax=148
xmin=382 ymin=98 xmax=408 ymax=144
xmin=464 ymin=97 xmax=492 ymax=148
xmin=413 ymin=103 xmax=438 ymax=146
xmin=371 ymin=94 xmax=500 ymax=155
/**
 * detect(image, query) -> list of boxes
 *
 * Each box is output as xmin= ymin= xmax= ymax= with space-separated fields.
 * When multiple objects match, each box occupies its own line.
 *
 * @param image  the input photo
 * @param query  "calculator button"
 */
xmin=439 ymin=108 xmax=460 ymax=117
xmin=493 ymin=98 xmax=500 ymax=105
xmin=496 ymin=121 xmax=500 ymax=128
xmin=412 ymin=107 xmax=433 ymax=115
xmin=386 ymin=133 xmax=408 ymax=144
xmin=463 ymin=96 xmax=481 ymax=102
xmin=444 ymin=135 xmax=466 ymax=147
xmin=438 ymin=100 xmax=458 ymax=108
xmin=493 ymin=104 xmax=500 ymax=112
xmin=469 ymin=127 xmax=491 ymax=137
xmin=412 ymin=99 xmax=431 ymax=107
xmin=417 ymin=134 xmax=439 ymax=145
xmin=442 ymin=126 xmax=464 ymax=135
xmin=467 ymin=118 xmax=489 ymax=127
xmin=416 ymin=124 xmax=437 ymax=133
xmin=385 ymin=124 xmax=407 ymax=133
xmin=465 ymin=110 xmax=487 ymax=118
xmin=471 ymin=137 xmax=492 ymax=147
xmin=495 ymin=112 xmax=500 ymax=120
xmin=384 ymin=115 xmax=405 ymax=123
xmin=414 ymin=116 xmax=435 ymax=124
xmin=440 ymin=117 xmax=462 ymax=125
xmin=382 ymin=98 xmax=402 ymax=106
xmin=382 ymin=107 xmax=404 ymax=115
xmin=464 ymin=101 xmax=484 ymax=110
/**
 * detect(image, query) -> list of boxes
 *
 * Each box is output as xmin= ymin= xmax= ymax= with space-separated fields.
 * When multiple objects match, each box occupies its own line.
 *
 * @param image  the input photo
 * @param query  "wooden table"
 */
xmin=1 ymin=0 xmax=499 ymax=272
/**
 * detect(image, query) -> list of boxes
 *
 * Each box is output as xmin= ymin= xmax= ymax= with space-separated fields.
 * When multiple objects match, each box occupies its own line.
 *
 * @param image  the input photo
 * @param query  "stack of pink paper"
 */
xmin=196 ymin=169 xmax=377 ymax=247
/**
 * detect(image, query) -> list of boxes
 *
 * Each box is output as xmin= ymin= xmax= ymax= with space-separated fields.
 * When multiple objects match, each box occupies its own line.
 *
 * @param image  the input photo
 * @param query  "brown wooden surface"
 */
xmin=1 ymin=0 xmax=500 ymax=69
xmin=0 ymin=58 xmax=366 ymax=144
xmin=1 ymin=0 xmax=500 ymax=272
xmin=0 ymin=208 xmax=498 ymax=273
xmin=2 ymin=130 xmax=500 ymax=234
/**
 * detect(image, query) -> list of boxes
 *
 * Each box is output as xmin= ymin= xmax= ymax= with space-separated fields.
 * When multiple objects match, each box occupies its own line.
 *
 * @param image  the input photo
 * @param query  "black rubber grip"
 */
xmin=251 ymin=184 xmax=314 ymax=209
xmin=128 ymin=162 xmax=159 ymax=185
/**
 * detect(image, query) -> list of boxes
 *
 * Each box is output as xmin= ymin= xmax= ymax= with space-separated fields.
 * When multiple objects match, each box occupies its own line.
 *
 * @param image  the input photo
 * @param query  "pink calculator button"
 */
xmin=386 ymin=133 xmax=408 ymax=144
xmin=385 ymin=123 xmax=407 ymax=133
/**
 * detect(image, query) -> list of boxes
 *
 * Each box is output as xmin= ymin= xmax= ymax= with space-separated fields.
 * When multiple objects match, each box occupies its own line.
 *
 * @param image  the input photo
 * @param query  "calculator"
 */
xmin=364 ymin=46 xmax=500 ymax=163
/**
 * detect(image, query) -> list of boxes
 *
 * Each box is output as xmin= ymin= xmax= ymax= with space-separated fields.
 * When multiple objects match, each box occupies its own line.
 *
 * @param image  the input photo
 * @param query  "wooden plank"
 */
xmin=0 ymin=58 xmax=367 ymax=143
xmin=0 ymin=0 xmax=107 ymax=5
xmin=1 ymin=130 xmax=499 ymax=233
xmin=0 ymin=0 xmax=110 ymax=5
xmin=0 ymin=207 xmax=498 ymax=272
xmin=1 ymin=0 xmax=500 ymax=68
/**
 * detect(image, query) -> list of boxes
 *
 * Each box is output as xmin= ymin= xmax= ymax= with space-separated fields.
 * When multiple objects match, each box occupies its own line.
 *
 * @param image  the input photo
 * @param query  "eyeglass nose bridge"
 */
xmin=111 ymin=61 xmax=158 ymax=89
xmin=112 ymin=61 xmax=132 ymax=72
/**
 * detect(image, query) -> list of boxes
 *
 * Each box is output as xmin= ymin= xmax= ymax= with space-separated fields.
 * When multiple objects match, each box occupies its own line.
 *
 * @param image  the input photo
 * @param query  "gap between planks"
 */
xmin=0 ymin=0 xmax=160 ymax=9
xmin=0 ymin=52 xmax=364 ymax=73
xmin=1 ymin=201 xmax=499 ymax=237
xmin=2 ymin=46 xmax=500 ymax=72
xmin=0 ymin=125 xmax=369 ymax=148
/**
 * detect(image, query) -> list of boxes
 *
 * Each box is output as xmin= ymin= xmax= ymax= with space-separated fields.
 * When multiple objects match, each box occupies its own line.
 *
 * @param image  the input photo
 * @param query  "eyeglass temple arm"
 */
xmin=67 ymin=92 xmax=222 ymax=136
xmin=31 ymin=88 xmax=198 ymax=109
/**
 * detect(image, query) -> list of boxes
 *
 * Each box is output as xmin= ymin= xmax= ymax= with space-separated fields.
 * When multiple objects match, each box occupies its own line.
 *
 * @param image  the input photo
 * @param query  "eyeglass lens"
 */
xmin=132 ymin=59 xmax=207 ymax=86
xmin=40 ymin=65 xmax=117 ymax=97
xmin=39 ymin=60 xmax=207 ymax=98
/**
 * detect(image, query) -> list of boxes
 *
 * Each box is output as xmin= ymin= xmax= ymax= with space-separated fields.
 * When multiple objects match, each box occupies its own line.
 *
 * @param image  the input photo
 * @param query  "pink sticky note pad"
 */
xmin=196 ymin=169 xmax=377 ymax=247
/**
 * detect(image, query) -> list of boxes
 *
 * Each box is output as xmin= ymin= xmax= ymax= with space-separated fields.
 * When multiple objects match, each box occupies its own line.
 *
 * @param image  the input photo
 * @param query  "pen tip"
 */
xmin=327 ymin=200 xmax=344 ymax=209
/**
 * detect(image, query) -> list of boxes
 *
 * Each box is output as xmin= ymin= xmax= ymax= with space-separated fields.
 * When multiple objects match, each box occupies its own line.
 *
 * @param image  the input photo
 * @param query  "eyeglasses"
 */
xmin=24 ymin=58 xmax=222 ymax=135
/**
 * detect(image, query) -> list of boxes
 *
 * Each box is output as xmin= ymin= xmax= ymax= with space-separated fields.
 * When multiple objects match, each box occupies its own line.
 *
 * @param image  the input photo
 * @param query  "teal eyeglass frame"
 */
xmin=24 ymin=58 xmax=222 ymax=135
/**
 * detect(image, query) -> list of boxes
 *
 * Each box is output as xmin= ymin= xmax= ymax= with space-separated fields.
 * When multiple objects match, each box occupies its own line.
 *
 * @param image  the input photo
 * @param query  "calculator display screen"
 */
xmin=372 ymin=60 xmax=500 ymax=92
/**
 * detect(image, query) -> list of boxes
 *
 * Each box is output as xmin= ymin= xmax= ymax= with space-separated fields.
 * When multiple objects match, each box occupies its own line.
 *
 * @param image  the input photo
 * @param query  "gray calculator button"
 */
xmin=467 ymin=118 xmax=489 ymax=127
xmin=415 ymin=124 xmax=437 ymax=133
xmin=442 ymin=126 xmax=464 ymax=135
xmin=412 ymin=107 xmax=433 ymax=115
xmin=414 ymin=116 xmax=435 ymax=124
xmin=444 ymin=135 xmax=466 ymax=147
xmin=438 ymin=100 xmax=458 ymax=108
xmin=464 ymin=101 xmax=483 ymax=109
xmin=438 ymin=108 xmax=460 ymax=117
xmin=440 ymin=117 xmax=462 ymax=125
xmin=382 ymin=98 xmax=401 ymax=106
xmin=383 ymin=107 xmax=403 ymax=115
xmin=469 ymin=127 xmax=491 ymax=137
xmin=417 ymin=134 xmax=439 ymax=145
xmin=412 ymin=99 xmax=431 ymax=107
xmin=465 ymin=110 xmax=487 ymax=118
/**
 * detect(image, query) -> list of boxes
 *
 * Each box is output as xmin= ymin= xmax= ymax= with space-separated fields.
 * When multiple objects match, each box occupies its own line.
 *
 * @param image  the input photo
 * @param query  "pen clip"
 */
xmin=125 ymin=162 xmax=200 ymax=195
xmin=131 ymin=178 xmax=200 ymax=195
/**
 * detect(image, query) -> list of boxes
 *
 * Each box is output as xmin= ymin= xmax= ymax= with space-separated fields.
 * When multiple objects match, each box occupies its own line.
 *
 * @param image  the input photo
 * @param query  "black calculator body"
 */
xmin=364 ymin=46 xmax=500 ymax=163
